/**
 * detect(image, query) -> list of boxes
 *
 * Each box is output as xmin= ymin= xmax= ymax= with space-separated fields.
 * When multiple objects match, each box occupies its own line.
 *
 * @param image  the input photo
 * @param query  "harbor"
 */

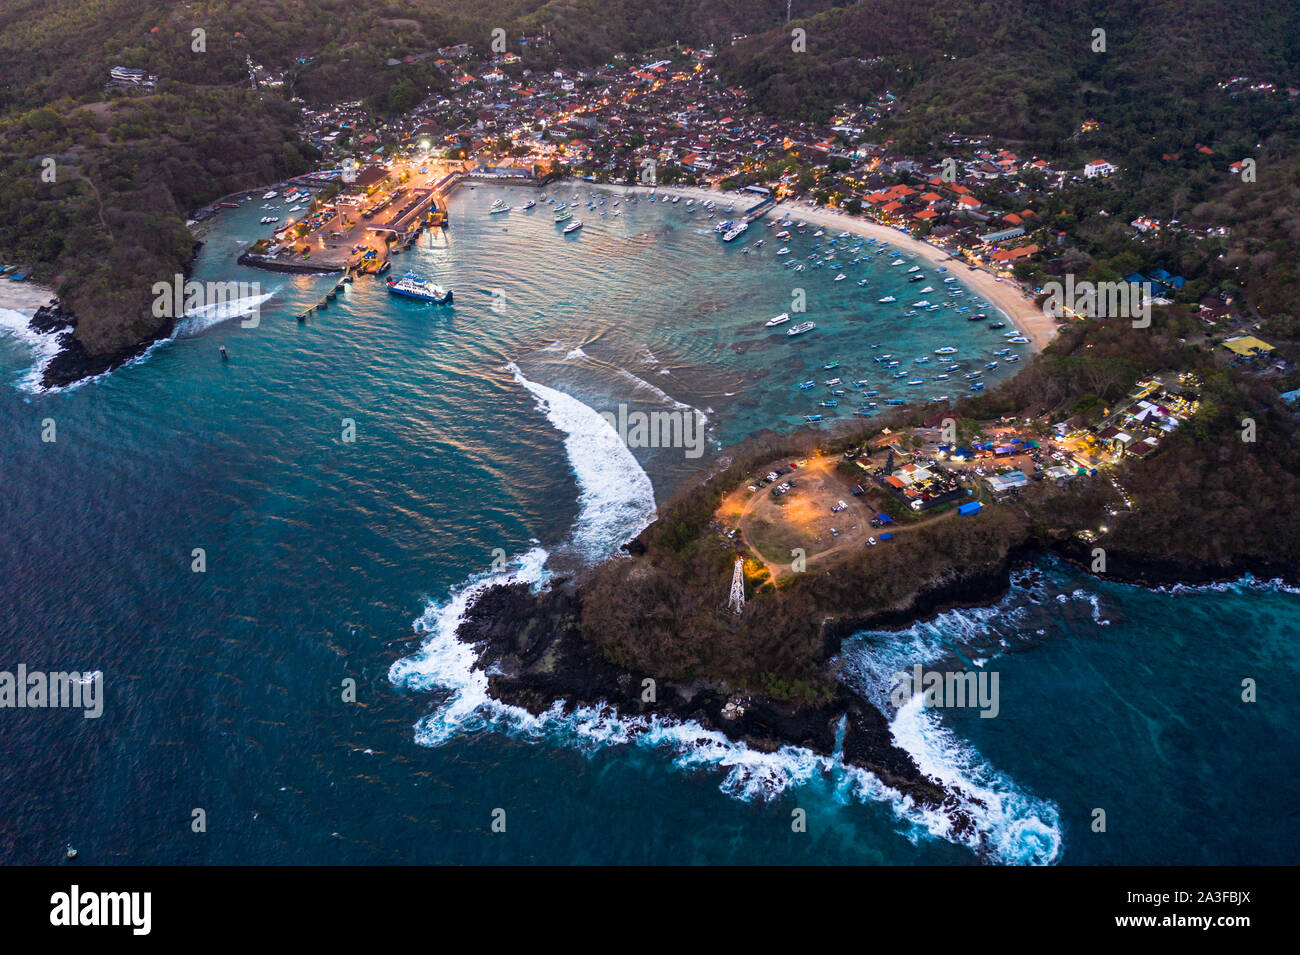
xmin=236 ymin=161 xmax=467 ymax=279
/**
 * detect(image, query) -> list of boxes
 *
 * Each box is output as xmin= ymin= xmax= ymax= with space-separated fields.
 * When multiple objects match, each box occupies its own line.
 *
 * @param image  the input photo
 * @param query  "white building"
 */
xmin=1083 ymin=159 xmax=1116 ymax=178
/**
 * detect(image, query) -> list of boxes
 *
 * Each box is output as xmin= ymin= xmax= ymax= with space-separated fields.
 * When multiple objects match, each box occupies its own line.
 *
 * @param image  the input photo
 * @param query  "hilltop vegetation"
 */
xmin=0 ymin=0 xmax=497 ymax=361
xmin=578 ymin=316 xmax=1300 ymax=699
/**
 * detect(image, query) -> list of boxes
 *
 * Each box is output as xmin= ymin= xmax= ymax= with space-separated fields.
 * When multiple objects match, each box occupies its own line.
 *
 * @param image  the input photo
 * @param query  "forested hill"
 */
xmin=716 ymin=0 xmax=1300 ymax=150
xmin=0 ymin=0 xmax=515 ymax=360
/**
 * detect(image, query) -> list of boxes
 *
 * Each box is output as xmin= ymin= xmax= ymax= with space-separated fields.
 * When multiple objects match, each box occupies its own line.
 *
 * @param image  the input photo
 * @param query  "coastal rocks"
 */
xmin=452 ymin=579 xmax=958 ymax=818
xmin=1051 ymin=537 xmax=1299 ymax=589
xmin=29 ymin=302 xmax=75 ymax=335
xmin=29 ymin=302 xmax=174 ymax=391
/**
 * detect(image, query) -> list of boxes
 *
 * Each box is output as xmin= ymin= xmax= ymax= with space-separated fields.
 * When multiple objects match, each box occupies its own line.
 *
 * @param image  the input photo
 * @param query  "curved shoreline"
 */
xmin=596 ymin=181 xmax=1059 ymax=352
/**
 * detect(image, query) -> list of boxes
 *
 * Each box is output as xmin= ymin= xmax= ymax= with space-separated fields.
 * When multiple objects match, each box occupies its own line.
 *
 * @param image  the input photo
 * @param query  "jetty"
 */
xmin=739 ymin=194 xmax=779 ymax=224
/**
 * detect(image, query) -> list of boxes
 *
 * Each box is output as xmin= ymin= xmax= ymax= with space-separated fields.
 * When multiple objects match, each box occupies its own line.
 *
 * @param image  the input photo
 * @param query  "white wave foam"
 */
xmin=508 ymin=361 xmax=657 ymax=559
xmin=389 ymin=547 xmax=552 ymax=746
xmin=390 ymin=372 xmax=1058 ymax=863
xmin=0 ymin=306 xmax=65 ymax=392
xmin=176 ymin=288 xmax=278 ymax=336
xmin=1156 ymin=574 xmax=1300 ymax=597
xmin=613 ymin=366 xmax=707 ymax=422
xmin=565 ymin=346 xmax=588 ymax=360
xmin=889 ymin=695 xmax=1062 ymax=864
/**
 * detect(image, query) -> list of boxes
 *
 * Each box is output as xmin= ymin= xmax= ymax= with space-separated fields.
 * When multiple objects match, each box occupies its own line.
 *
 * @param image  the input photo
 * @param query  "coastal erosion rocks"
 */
xmin=450 ymin=579 xmax=979 ymax=844
xmin=30 ymin=302 xmax=175 ymax=390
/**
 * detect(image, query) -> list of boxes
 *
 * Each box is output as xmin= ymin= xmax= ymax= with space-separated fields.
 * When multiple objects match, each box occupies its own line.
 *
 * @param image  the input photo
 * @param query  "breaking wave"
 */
xmin=390 ymin=372 xmax=1065 ymax=864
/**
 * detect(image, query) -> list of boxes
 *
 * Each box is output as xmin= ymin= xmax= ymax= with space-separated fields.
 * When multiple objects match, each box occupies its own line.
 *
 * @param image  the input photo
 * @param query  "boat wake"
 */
xmin=1 ymin=287 xmax=279 ymax=393
xmin=176 ymin=287 xmax=279 ymax=336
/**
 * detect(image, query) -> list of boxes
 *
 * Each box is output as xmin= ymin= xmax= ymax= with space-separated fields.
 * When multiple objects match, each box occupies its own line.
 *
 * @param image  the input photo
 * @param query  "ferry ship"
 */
xmin=522 ymin=200 xmax=536 ymax=210
xmin=386 ymin=271 xmax=453 ymax=304
xmin=787 ymin=321 xmax=816 ymax=337
xmin=563 ymin=219 xmax=583 ymax=234
xmin=765 ymin=312 xmax=792 ymax=327
xmin=555 ymin=209 xmax=573 ymax=222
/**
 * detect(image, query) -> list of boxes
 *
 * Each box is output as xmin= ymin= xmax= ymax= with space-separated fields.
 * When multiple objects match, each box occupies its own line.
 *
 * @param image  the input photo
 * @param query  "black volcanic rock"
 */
xmin=451 ymin=579 xmax=963 ymax=825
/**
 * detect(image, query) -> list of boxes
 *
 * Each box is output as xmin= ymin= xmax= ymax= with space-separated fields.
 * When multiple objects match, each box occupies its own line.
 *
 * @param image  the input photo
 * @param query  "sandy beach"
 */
xmin=612 ymin=182 xmax=1059 ymax=352
xmin=0 ymin=279 xmax=58 ymax=317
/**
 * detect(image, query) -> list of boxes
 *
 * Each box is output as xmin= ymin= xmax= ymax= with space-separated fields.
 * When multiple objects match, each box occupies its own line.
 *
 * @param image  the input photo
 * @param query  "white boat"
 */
xmin=878 ymin=296 xmax=897 ymax=303
xmin=776 ymin=247 xmax=790 ymax=255
xmin=912 ymin=300 xmax=931 ymax=308
xmin=891 ymin=259 xmax=905 ymax=266
xmin=834 ymin=273 xmax=846 ymax=281
xmin=386 ymin=271 xmax=453 ymax=304
xmin=934 ymin=346 xmax=958 ymax=355
xmin=918 ymin=286 xmax=934 ymax=293
xmin=262 ymin=190 xmax=277 ymax=200
xmin=722 ymin=222 xmax=749 ymax=242
xmin=908 ymin=265 xmax=921 ymax=273
xmin=765 ymin=312 xmax=792 ymax=327
xmin=787 ymin=321 xmax=816 ymax=336
xmin=563 ymin=219 xmax=583 ymax=234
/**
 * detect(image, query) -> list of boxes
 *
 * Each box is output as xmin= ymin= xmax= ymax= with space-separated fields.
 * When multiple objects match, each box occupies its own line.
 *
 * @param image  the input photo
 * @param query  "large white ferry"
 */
xmin=386 ymin=271 xmax=453 ymax=304
xmin=787 ymin=321 xmax=816 ymax=337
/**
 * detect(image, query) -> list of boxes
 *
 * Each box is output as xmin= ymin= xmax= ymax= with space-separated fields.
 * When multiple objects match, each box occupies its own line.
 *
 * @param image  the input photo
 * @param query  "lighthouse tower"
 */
xmin=728 ymin=558 xmax=745 ymax=615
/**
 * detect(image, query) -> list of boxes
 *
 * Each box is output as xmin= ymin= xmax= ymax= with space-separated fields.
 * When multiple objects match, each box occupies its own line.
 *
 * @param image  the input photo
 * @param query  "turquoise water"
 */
xmin=0 ymin=185 xmax=1296 ymax=864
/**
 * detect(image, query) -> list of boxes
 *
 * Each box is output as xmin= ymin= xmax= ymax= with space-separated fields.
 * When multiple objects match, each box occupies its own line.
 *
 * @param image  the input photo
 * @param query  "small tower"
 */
xmin=728 ymin=558 xmax=746 ymax=615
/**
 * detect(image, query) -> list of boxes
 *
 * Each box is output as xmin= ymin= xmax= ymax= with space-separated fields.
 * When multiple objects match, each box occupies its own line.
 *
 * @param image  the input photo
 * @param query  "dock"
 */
xmin=739 ymin=195 xmax=779 ymax=224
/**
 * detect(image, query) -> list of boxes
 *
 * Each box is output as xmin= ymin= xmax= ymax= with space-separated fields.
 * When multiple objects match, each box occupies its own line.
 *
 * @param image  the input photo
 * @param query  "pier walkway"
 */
xmin=739 ymin=195 xmax=779 ymax=224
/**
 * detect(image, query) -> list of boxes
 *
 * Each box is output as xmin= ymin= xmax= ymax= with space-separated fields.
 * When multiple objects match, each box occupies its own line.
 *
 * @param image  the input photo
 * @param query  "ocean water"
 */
xmin=1 ymin=185 xmax=1296 ymax=865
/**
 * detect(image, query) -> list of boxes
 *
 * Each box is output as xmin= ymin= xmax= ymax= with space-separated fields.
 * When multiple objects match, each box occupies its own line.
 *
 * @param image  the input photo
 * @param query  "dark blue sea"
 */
xmin=1 ymin=185 xmax=1296 ymax=864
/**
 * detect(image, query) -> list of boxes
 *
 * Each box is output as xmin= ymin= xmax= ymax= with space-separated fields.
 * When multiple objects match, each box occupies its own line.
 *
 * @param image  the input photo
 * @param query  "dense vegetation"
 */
xmin=0 ymin=0 xmax=522 ymax=356
xmin=579 ymin=317 xmax=1300 ymax=699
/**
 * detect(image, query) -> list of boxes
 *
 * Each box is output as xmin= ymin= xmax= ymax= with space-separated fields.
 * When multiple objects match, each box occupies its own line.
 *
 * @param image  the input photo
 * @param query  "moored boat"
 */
xmin=386 ymin=270 xmax=453 ymax=304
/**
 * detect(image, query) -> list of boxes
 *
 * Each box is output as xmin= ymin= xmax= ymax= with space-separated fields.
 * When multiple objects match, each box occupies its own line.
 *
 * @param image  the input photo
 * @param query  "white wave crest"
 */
xmin=508 ymin=361 xmax=657 ymax=559
xmin=176 ymin=288 xmax=278 ymax=336
xmin=889 ymin=696 xmax=1062 ymax=864
xmin=0 ymin=306 xmax=65 ymax=392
